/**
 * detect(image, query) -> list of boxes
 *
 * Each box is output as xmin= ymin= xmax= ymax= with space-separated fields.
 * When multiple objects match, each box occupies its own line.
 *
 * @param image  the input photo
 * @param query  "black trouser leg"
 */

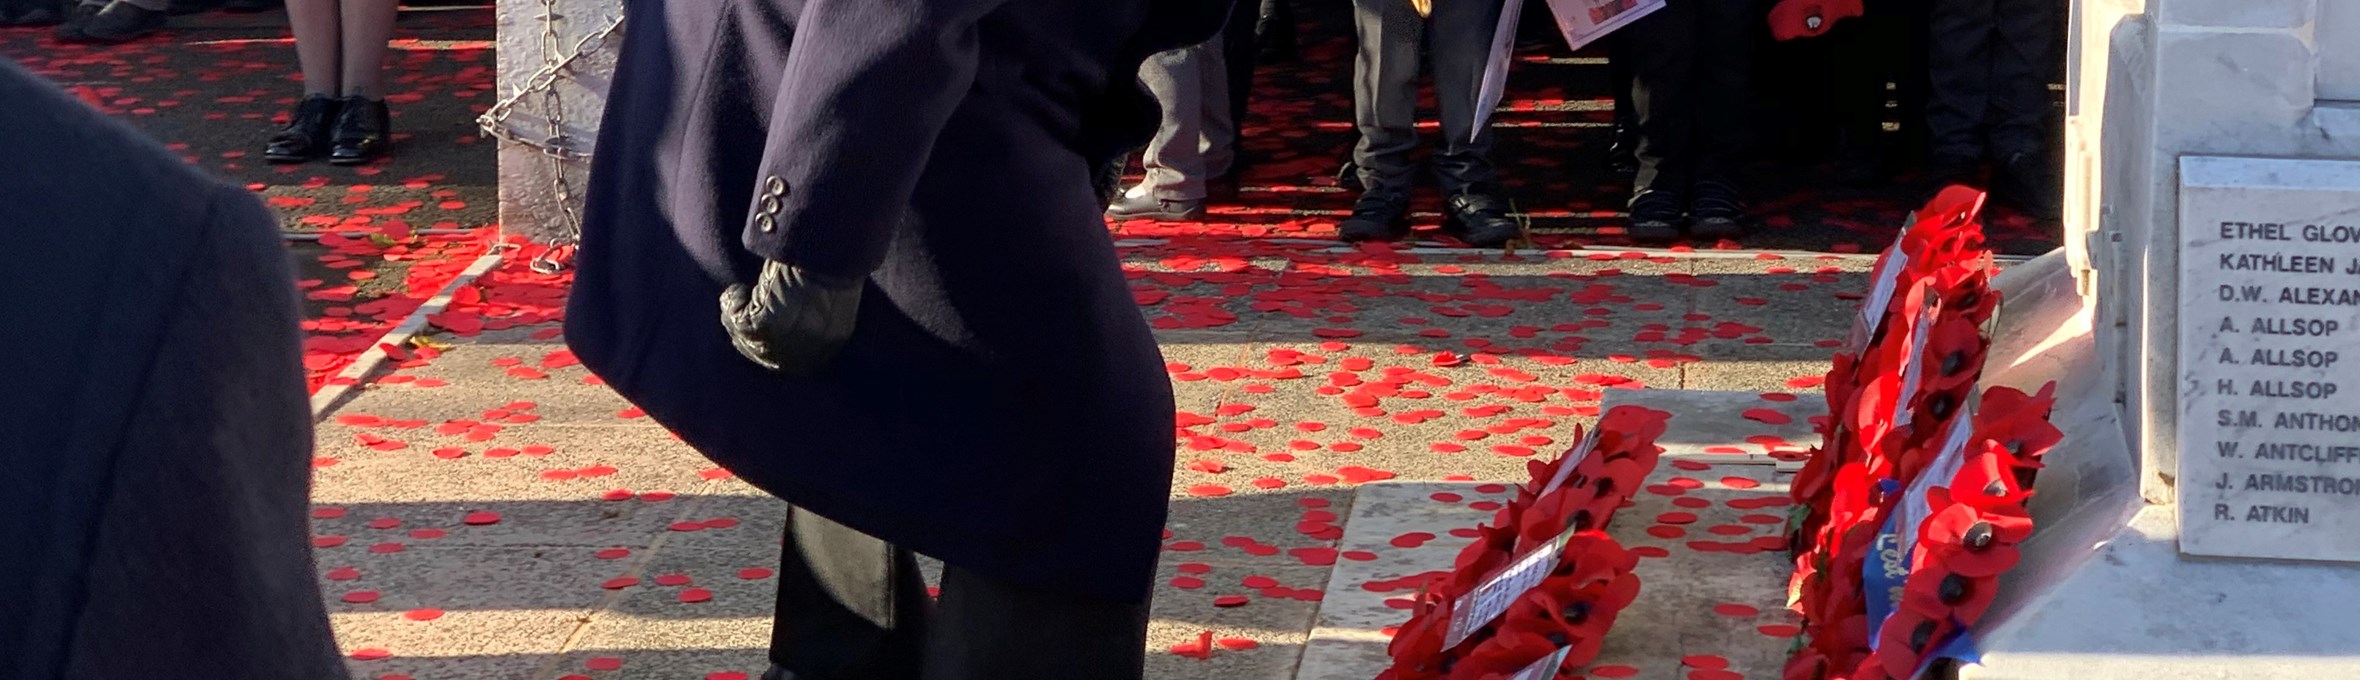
xmin=1689 ymin=0 xmax=1753 ymax=186
xmin=1349 ymin=0 xmax=1424 ymax=194
xmin=1986 ymin=0 xmax=2057 ymax=158
xmin=1625 ymin=0 xmax=1696 ymax=194
xmin=1925 ymin=0 xmax=1993 ymax=161
xmin=921 ymin=564 xmax=1154 ymax=680
xmin=1426 ymin=0 xmax=1502 ymax=192
xmin=1221 ymin=0 xmax=1257 ymax=134
xmin=765 ymin=506 xmax=931 ymax=680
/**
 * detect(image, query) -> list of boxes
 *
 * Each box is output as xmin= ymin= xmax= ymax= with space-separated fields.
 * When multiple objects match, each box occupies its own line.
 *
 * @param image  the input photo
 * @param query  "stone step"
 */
xmin=1297 ymin=388 xmax=1812 ymax=680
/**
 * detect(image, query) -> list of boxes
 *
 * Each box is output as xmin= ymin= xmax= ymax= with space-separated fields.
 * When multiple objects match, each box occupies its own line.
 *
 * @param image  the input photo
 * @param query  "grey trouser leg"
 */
xmin=1425 ymin=0 xmax=1500 ymax=192
xmin=1927 ymin=0 xmax=2058 ymax=160
xmin=1350 ymin=0 xmax=1499 ymax=194
xmin=1138 ymin=35 xmax=1233 ymax=202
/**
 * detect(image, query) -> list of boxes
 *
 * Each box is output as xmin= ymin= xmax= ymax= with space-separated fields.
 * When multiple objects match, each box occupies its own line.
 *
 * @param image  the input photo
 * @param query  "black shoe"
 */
xmin=1335 ymin=159 xmax=1362 ymax=192
xmin=1442 ymin=189 xmax=1522 ymax=248
xmin=1337 ymin=190 xmax=1411 ymax=243
xmin=71 ymin=1 xmax=164 ymax=42
xmin=1689 ymin=180 xmax=1747 ymax=240
xmin=266 ymin=94 xmax=340 ymax=163
xmin=13 ymin=3 xmax=61 ymax=24
xmin=164 ymin=0 xmax=213 ymax=15
xmin=52 ymin=2 xmax=99 ymax=40
xmin=1992 ymin=150 xmax=2061 ymax=220
xmin=1104 ymin=191 xmax=1206 ymax=221
xmin=1626 ymin=188 xmax=1685 ymax=244
xmin=219 ymin=0 xmax=268 ymax=11
xmin=1605 ymin=125 xmax=1639 ymax=177
xmin=1923 ymin=154 xmax=1983 ymax=190
xmin=328 ymin=95 xmax=391 ymax=165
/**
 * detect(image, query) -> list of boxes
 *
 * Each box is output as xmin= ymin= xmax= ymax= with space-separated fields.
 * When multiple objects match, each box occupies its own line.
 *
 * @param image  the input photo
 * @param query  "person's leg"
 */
xmin=1425 ymin=0 xmax=1500 ymax=194
xmin=1986 ymin=0 xmax=2059 ymax=216
xmin=1624 ymin=0 xmax=1697 ymax=198
xmin=284 ymin=0 xmax=340 ymax=96
xmin=1347 ymin=0 xmax=1422 ymax=195
xmin=1621 ymin=0 xmax=1697 ymax=242
xmin=921 ymin=563 xmax=1151 ymax=680
xmin=1923 ymin=0 xmax=1992 ymax=176
xmin=336 ymin=0 xmax=398 ymax=99
xmin=1199 ymin=36 xmax=1237 ymax=181
xmin=1337 ymin=0 xmax=1422 ymax=241
xmin=267 ymin=0 xmax=342 ymax=161
xmin=1986 ymin=0 xmax=2055 ymax=160
xmin=1687 ymin=0 xmax=1758 ymax=238
xmin=1218 ymin=0 xmax=1255 ymax=146
xmin=1119 ymin=41 xmax=1214 ymax=217
xmin=764 ymin=506 xmax=931 ymax=680
xmin=1256 ymin=0 xmax=1296 ymax=62
xmin=1606 ymin=38 xmax=1640 ymax=175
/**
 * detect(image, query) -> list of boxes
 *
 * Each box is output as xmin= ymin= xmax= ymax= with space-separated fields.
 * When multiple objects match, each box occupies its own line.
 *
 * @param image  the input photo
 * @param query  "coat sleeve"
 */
xmin=739 ymin=0 xmax=1013 ymax=282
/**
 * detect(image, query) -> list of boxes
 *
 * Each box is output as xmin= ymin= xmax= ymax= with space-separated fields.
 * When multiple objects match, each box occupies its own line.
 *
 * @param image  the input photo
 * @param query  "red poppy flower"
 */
xmin=1873 ymin=609 xmax=1957 ymax=678
xmin=1917 ymin=500 xmax=2025 ymax=577
xmin=1945 ymin=443 xmax=2032 ymax=509
xmin=1901 ymin=559 xmax=1996 ymax=624
xmin=1383 ymin=598 xmax=1454 ymax=679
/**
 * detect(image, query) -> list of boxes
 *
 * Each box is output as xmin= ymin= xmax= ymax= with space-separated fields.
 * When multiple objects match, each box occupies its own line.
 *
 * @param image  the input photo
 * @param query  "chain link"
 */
xmin=475 ymin=0 xmax=623 ymax=274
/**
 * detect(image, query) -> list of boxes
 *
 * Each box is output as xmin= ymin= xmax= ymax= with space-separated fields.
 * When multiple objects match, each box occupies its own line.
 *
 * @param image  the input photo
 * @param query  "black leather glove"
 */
xmin=719 ymin=260 xmax=863 ymax=376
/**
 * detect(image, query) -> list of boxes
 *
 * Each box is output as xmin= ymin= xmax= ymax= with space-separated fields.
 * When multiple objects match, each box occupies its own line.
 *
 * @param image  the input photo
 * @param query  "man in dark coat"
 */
xmin=0 ymin=60 xmax=348 ymax=680
xmin=565 ymin=0 xmax=1225 ymax=678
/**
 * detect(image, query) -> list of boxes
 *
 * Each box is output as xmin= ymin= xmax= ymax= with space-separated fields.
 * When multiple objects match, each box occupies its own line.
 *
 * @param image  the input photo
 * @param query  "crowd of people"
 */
xmin=1106 ymin=0 xmax=2066 ymax=246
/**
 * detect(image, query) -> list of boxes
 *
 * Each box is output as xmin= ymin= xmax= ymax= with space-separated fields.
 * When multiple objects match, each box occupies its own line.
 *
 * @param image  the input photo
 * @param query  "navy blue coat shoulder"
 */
xmin=0 ymin=60 xmax=346 ymax=679
xmin=566 ymin=0 xmax=1222 ymax=602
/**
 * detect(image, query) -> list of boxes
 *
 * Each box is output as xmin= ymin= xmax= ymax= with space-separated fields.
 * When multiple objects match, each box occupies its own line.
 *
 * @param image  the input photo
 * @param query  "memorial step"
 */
xmin=1295 ymin=388 xmax=1821 ymax=680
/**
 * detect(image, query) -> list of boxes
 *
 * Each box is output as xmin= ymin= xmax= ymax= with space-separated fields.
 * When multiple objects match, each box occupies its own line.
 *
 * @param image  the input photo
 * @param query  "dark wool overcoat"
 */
xmin=565 ymin=0 xmax=1229 ymax=602
xmin=0 ymin=60 xmax=347 ymax=680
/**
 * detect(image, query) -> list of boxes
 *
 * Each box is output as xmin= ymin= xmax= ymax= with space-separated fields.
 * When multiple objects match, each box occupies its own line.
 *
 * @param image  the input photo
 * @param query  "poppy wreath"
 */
xmin=1381 ymin=406 xmax=1671 ymax=679
xmin=1856 ymin=383 xmax=2058 ymax=680
xmin=1785 ymin=187 xmax=2002 ymax=680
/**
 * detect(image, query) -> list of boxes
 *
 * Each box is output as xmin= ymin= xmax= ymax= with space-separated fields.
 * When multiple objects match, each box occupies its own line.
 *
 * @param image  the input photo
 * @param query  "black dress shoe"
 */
xmin=1104 ymin=191 xmax=1205 ymax=221
xmin=72 ymin=1 xmax=165 ymax=43
xmin=52 ymin=2 xmax=99 ymax=40
xmin=12 ymin=2 xmax=61 ymax=24
xmin=164 ymin=0 xmax=214 ymax=15
xmin=219 ymin=0 xmax=268 ymax=11
xmin=1992 ymin=150 xmax=2060 ymax=220
xmin=266 ymin=94 xmax=340 ymax=163
xmin=1605 ymin=125 xmax=1639 ymax=177
xmin=1337 ymin=190 xmax=1411 ymax=243
xmin=328 ymin=95 xmax=391 ymax=165
xmin=1442 ymin=189 xmax=1521 ymax=248
xmin=1689 ymin=179 xmax=1747 ymax=240
xmin=1626 ymin=188 xmax=1685 ymax=244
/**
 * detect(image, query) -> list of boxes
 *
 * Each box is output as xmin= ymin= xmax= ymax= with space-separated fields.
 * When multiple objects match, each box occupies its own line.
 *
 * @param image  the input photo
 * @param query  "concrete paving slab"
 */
xmin=1299 ymin=428 xmax=1800 ymax=678
xmin=321 ymin=545 xmax=622 ymax=680
xmin=1601 ymin=389 xmax=1821 ymax=466
xmin=1296 ymin=481 xmax=1496 ymax=680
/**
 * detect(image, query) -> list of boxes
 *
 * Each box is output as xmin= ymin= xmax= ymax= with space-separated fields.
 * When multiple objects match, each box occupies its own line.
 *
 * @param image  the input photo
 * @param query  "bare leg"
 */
xmin=283 ymin=0 xmax=340 ymax=96
xmin=336 ymin=0 xmax=399 ymax=99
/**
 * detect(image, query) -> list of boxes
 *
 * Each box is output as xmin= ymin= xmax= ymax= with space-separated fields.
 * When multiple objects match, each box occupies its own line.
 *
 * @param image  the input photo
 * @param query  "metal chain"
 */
xmin=475 ymin=1 xmax=623 ymax=274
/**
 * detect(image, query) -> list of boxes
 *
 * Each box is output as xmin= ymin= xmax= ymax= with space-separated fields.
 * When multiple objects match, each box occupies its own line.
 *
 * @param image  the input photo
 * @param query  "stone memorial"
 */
xmin=2175 ymin=157 xmax=2360 ymax=562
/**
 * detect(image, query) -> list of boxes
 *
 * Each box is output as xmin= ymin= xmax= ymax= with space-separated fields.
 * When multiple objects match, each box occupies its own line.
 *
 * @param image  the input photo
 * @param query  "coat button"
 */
xmin=759 ymin=195 xmax=781 ymax=215
xmin=755 ymin=213 xmax=776 ymax=233
xmin=765 ymin=176 xmax=786 ymax=196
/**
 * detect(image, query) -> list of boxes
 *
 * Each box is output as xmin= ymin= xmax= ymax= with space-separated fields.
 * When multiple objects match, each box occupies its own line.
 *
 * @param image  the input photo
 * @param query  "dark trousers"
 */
xmin=1925 ymin=0 xmax=2056 ymax=161
xmin=1622 ymin=0 xmax=1755 ymax=195
xmin=1222 ymin=0 xmax=1258 ymax=133
xmin=764 ymin=506 xmax=1152 ymax=680
xmin=1349 ymin=0 xmax=1500 ymax=194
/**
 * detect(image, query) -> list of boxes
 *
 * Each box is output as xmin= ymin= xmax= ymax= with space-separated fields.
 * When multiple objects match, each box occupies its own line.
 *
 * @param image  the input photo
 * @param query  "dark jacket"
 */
xmin=566 ymin=0 xmax=1225 ymax=602
xmin=0 ymin=61 xmax=347 ymax=680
